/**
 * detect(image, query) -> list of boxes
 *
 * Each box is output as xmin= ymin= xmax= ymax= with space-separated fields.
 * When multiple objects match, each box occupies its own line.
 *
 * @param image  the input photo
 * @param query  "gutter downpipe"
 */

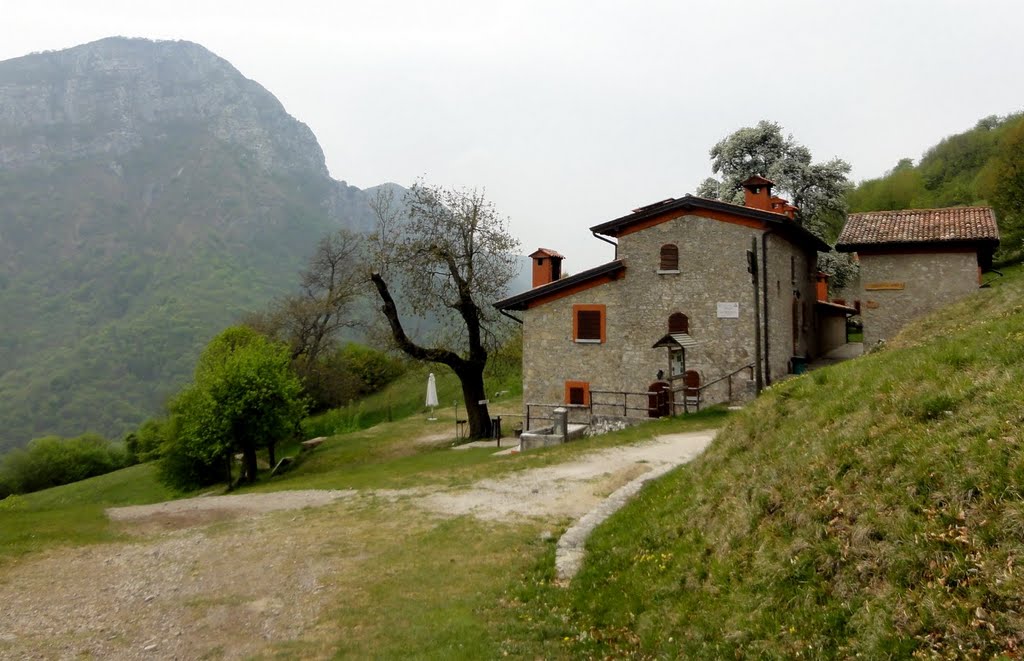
xmin=592 ymin=231 xmax=618 ymax=259
xmin=761 ymin=229 xmax=774 ymax=386
xmin=498 ymin=308 xmax=523 ymax=325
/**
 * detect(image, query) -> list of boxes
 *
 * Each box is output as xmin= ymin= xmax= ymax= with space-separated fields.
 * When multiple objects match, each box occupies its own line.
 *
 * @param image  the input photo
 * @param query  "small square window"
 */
xmin=565 ymin=380 xmax=590 ymax=406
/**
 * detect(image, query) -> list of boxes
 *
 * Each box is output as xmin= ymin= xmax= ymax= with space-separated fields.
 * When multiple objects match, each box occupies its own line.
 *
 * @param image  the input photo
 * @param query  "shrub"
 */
xmin=303 ymin=343 xmax=407 ymax=412
xmin=0 ymin=433 xmax=130 ymax=494
xmin=124 ymin=417 xmax=172 ymax=463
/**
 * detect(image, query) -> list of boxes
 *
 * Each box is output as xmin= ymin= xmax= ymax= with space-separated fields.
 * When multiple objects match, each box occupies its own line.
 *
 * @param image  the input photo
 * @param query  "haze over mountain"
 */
xmin=0 ymin=37 xmax=395 ymax=450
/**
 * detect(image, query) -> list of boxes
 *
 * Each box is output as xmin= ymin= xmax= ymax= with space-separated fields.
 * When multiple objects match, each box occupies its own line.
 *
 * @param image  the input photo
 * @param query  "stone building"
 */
xmin=836 ymin=207 xmax=999 ymax=347
xmin=496 ymin=177 xmax=834 ymax=423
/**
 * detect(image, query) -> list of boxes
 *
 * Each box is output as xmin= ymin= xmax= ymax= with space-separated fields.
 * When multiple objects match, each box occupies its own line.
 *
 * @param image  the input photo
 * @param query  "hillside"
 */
xmin=513 ymin=265 xmax=1024 ymax=657
xmin=848 ymin=112 xmax=1024 ymax=263
xmin=0 ymin=38 xmax=395 ymax=450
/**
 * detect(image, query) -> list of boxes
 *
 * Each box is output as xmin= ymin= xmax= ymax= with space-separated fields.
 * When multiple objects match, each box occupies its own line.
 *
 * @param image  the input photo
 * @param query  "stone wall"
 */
xmin=521 ymin=212 xmax=819 ymax=417
xmin=762 ymin=232 xmax=819 ymax=383
xmin=819 ymin=314 xmax=848 ymax=354
xmin=857 ymin=250 xmax=979 ymax=347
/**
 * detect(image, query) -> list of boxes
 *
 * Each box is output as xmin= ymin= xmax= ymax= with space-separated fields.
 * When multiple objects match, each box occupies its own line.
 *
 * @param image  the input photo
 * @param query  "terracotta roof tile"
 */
xmin=529 ymin=248 xmax=565 ymax=259
xmin=837 ymin=206 xmax=999 ymax=249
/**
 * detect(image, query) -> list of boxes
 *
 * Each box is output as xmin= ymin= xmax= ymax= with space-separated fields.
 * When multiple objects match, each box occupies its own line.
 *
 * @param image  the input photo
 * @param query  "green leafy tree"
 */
xmin=696 ymin=120 xmax=852 ymax=241
xmin=368 ymin=182 xmax=520 ymax=439
xmin=979 ymin=118 xmax=1024 ymax=262
xmin=160 ymin=326 xmax=306 ymax=489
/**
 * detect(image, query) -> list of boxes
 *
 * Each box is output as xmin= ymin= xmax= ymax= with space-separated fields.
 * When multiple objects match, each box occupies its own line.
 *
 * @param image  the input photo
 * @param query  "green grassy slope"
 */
xmin=513 ymin=266 xmax=1024 ymax=658
xmin=0 ymin=463 xmax=175 ymax=565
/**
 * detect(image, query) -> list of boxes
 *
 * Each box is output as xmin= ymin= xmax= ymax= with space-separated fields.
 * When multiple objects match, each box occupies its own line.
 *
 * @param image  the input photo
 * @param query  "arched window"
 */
xmin=659 ymin=244 xmax=679 ymax=271
xmin=669 ymin=312 xmax=689 ymax=334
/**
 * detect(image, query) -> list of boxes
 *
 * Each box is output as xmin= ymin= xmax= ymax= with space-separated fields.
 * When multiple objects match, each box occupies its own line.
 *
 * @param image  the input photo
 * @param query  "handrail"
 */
xmin=695 ymin=362 xmax=755 ymax=393
xmin=669 ymin=362 xmax=755 ymax=414
xmin=590 ymin=389 xmax=663 ymax=397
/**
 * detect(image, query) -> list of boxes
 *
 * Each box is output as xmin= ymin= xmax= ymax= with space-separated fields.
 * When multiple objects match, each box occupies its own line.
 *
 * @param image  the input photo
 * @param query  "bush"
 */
xmin=124 ymin=417 xmax=172 ymax=463
xmin=303 ymin=343 xmax=406 ymax=413
xmin=156 ymin=434 xmax=225 ymax=491
xmin=0 ymin=433 xmax=130 ymax=494
xmin=339 ymin=343 xmax=406 ymax=394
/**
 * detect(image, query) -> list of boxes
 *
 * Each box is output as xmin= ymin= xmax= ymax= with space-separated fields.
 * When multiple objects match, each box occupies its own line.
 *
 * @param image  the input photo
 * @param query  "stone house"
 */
xmin=496 ymin=177 xmax=836 ymax=423
xmin=836 ymin=207 xmax=999 ymax=347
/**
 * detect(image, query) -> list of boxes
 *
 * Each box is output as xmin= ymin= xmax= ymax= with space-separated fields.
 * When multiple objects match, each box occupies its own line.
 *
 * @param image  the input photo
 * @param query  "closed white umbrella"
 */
xmin=426 ymin=372 xmax=439 ymax=420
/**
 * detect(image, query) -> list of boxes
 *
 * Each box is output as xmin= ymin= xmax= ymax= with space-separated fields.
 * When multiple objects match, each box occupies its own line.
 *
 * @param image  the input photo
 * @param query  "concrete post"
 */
xmin=552 ymin=407 xmax=568 ymax=442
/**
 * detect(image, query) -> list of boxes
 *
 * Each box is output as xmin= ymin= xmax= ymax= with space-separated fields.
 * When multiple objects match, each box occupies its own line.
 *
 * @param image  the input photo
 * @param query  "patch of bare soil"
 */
xmin=0 ymin=432 xmax=714 ymax=658
xmin=0 ymin=505 xmax=365 ymax=660
xmin=412 ymin=430 xmax=453 ymax=446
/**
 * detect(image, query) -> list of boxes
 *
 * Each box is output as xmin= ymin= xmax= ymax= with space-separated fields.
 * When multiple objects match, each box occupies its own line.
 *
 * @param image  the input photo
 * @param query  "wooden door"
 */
xmin=648 ymin=381 xmax=671 ymax=418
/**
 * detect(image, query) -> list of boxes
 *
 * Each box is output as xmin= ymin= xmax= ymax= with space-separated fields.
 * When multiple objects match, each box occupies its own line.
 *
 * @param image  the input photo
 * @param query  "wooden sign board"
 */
xmin=864 ymin=300 xmax=880 ymax=309
xmin=864 ymin=282 xmax=905 ymax=291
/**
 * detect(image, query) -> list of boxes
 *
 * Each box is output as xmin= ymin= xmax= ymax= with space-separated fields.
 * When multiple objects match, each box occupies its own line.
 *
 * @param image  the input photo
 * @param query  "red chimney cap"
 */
xmin=741 ymin=175 xmax=775 ymax=188
xmin=529 ymin=248 xmax=564 ymax=259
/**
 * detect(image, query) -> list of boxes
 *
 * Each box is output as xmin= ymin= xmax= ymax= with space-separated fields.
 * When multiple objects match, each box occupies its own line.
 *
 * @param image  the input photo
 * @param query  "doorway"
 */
xmin=647 ymin=381 xmax=671 ymax=418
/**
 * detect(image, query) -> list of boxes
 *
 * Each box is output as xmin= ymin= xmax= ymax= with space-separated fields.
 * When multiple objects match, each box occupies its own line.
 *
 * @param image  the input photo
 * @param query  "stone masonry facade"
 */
xmin=857 ymin=250 xmax=979 ymax=347
xmin=521 ymin=212 xmax=819 ymax=417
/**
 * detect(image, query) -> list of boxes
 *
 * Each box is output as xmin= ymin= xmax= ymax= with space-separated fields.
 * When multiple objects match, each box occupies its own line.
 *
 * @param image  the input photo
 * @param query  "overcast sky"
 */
xmin=4 ymin=0 xmax=1023 ymax=270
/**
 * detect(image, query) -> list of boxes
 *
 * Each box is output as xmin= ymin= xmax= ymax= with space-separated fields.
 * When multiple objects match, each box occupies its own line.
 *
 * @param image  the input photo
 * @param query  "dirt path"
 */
xmin=0 ymin=431 xmax=715 ymax=659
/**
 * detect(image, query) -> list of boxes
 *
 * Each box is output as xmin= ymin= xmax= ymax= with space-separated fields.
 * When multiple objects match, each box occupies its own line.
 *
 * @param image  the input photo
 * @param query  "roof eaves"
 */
xmin=590 ymin=195 xmax=829 ymax=252
xmin=494 ymin=260 xmax=625 ymax=311
xmin=835 ymin=237 xmax=1000 ymax=253
xmin=814 ymin=300 xmax=858 ymax=315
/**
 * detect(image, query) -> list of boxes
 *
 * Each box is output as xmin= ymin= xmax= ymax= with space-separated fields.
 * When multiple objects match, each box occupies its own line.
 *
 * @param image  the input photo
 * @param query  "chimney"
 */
xmin=815 ymin=272 xmax=829 ymax=302
xmin=741 ymin=175 xmax=774 ymax=211
xmin=530 ymin=248 xmax=564 ymax=287
xmin=770 ymin=196 xmax=798 ymax=220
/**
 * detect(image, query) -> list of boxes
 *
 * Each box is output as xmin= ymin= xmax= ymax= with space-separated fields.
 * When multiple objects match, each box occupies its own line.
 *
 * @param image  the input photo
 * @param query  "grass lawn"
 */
xmin=0 ymin=463 xmax=177 ymax=565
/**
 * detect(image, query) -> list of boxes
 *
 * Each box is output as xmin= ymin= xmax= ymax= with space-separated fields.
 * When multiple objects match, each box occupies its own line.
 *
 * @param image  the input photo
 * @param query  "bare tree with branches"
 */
xmin=244 ymin=229 xmax=363 ymax=407
xmin=368 ymin=182 xmax=520 ymax=439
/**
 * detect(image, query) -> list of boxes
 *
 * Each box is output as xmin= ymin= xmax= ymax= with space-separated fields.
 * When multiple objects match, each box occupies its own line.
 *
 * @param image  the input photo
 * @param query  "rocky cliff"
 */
xmin=0 ymin=38 xmax=391 ymax=449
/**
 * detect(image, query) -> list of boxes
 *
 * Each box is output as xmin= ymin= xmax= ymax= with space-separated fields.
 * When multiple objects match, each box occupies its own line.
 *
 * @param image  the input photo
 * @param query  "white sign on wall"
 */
xmin=717 ymin=302 xmax=740 ymax=318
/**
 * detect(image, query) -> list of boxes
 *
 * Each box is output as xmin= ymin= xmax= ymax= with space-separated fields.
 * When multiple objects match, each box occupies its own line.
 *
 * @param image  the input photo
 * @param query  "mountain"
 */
xmin=0 ymin=37 xmax=393 ymax=450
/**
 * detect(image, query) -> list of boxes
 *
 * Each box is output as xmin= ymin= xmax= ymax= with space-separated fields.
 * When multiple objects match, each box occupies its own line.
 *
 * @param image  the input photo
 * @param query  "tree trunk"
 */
xmin=268 ymin=441 xmax=276 ymax=469
xmin=242 ymin=443 xmax=259 ymax=483
xmin=457 ymin=364 xmax=492 ymax=439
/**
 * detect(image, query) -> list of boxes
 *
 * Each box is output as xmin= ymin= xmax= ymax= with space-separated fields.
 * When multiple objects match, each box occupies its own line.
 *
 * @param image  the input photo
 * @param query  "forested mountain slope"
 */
xmin=0 ymin=38 xmax=392 ymax=450
xmin=848 ymin=112 xmax=1024 ymax=262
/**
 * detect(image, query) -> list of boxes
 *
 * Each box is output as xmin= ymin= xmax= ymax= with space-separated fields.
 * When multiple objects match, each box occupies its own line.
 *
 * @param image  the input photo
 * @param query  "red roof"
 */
xmin=837 ymin=206 xmax=999 ymax=249
xmin=529 ymin=248 xmax=565 ymax=259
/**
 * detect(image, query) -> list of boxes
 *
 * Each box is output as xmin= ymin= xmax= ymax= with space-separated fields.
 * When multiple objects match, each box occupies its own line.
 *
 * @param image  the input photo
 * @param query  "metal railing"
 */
xmin=526 ymin=365 xmax=755 ymax=429
xmin=589 ymin=389 xmax=668 ymax=418
xmin=524 ymin=402 xmax=591 ymax=431
xmin=671 ymin=362 xmax=754 ymax=412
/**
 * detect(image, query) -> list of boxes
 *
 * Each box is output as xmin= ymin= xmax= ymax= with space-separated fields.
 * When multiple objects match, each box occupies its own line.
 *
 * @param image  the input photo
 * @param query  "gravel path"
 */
xmin=413 ymin=431 xmax=715 ymax=522
xmin=0 ymin=430 xmax=715 ymax=659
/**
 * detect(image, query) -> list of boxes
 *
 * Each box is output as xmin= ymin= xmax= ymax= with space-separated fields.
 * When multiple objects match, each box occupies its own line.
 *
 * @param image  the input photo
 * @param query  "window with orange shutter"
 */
xmin=565 ymin=380 xmax=590 ymax=405
xmin=572 ymin=305 xmax=605 ymax=343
